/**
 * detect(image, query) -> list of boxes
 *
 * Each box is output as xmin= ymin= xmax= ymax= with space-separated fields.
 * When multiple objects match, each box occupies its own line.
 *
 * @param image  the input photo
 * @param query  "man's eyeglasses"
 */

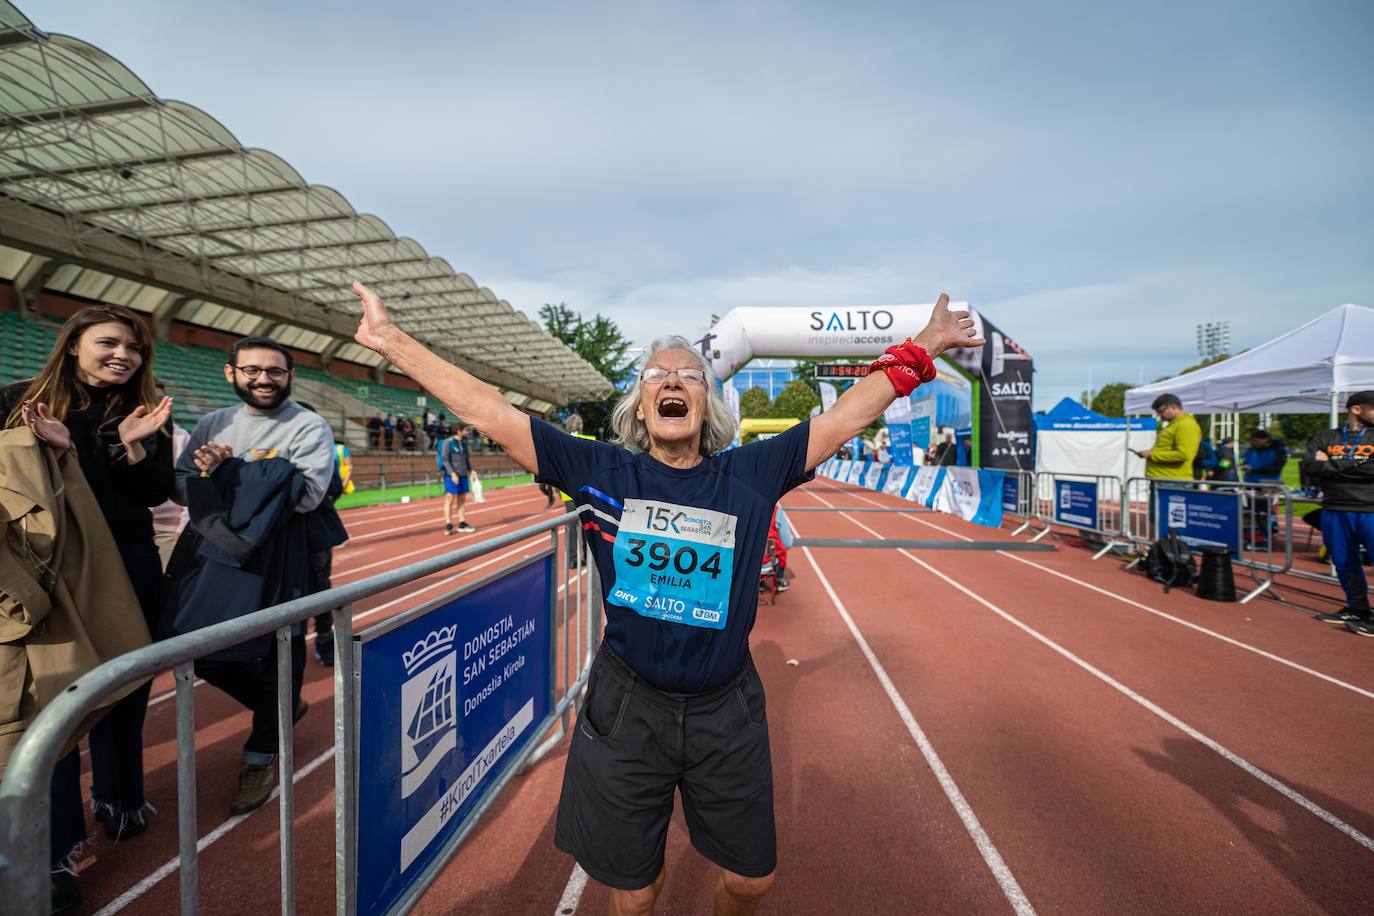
xmin=234 ymin=365 xmax=289 ymax=382
xmin=641 ymin=367 xmax=707 ymax=386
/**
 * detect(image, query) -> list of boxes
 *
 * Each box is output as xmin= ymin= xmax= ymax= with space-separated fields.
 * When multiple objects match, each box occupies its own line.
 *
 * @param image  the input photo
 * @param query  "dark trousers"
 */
xmin=195 ymin=633 xmax=306 ymax=763
xmin=1323 ymin=509 xmax=1374 ymax=613
xmin=87 ymin=542 xmax=164 ymax=811
xmin=312 ymin=549 xmax=334 ymax=638
xmin=50 ymin=751 xmax=86 ymax=867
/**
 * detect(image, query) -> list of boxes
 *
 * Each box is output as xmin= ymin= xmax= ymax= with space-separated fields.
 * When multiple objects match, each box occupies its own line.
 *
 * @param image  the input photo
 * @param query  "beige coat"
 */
xmin=0 ymin=428 xmax=150 ymax=774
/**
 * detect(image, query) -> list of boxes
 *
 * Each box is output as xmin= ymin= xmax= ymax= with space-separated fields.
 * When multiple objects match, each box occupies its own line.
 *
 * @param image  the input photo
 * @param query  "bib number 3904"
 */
xmin=610 ymin=499 xmax=737 ymax=630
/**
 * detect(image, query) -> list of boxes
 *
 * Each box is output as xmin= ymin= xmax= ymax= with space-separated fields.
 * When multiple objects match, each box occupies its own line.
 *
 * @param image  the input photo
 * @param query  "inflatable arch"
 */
xmin=696 ymin=303 xmax=1035 ymax=469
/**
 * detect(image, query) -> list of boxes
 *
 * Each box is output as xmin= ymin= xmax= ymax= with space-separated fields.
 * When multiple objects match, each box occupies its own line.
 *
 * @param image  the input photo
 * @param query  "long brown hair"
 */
xmin=6 ymin=304 xmax=160 ymax=427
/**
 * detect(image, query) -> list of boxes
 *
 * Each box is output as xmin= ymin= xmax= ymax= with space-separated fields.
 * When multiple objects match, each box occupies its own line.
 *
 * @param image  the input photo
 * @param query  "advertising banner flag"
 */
xmin=909 ymin=466 xmax=946 ymax=507
xmin=882 ymin=464 xmax=912 ymax=497
xmin=818 ymin=382 xmax=838 ymax=412
xmin=975 ymin=322 xmax=1035 ymax=470
xmin=933 ymin=468 xmax=1007 ymax=528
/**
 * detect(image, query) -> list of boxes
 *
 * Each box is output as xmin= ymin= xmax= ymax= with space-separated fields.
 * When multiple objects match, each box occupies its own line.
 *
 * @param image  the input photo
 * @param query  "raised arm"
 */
xmin=806 ymin=294 xmax=982 ymax=470
xmin=351 ymin=282 xmax=539 ymax=473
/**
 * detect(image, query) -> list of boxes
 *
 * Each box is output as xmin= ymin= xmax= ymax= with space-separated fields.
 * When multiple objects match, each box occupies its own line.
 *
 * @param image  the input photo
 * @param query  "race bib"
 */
xmin=609 ymin=499 xmax=736 ymax=630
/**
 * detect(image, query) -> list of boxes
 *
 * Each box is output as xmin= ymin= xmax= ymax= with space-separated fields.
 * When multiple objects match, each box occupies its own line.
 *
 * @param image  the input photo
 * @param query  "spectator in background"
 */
xmin=150 ymin=380 xmax=191 ymax=568
xmin=1241 ymin=429 xmax=1287 ymax=483
xmin=439 ymin=422 xmax=476 ymax=535
xmin=383 ymin=413 xmax=395 ymax=450
xmin=3 ymin=304 xmax=175 ymax=909
xmin=167 ymin=336 xmax=334 ymax=815
xmin=401 ymin=415 xmax=417 ymax=450
xmin=935 ymin=432 xmax=956 ymax=466
xmin=366 ymin=412 xmax=383 ymax=449
xmin=1303 ymin=391 xmax=1374 ymax=634
xmin=1137 ymin=394 xmax=1201 ymax=479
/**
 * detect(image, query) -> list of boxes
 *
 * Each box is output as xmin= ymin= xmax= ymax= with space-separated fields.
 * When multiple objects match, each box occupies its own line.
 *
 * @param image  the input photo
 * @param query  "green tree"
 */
xmin=539 ymin=302 xmax=638 ymax=437
xmin=770 ymin=379 xmax=821 ymax=422
xmin=739 ymin=386 xmax=771 ymax=419
xmin=1089 ymin=382 xmax=1131 ymax=417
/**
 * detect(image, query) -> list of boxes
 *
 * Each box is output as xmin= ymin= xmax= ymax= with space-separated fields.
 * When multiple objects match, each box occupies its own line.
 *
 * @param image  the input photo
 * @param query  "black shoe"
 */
xmin=93 ymin=799 xmax=149 ymax=840
xmin=50 ymin=868 xmax=80 ymax=915
xmin=1347 ymin=619 xmax=1374 ymax=637
xmin=1315 ymin=610 xmax=1372 ymax=625
xmin=314 ymin=632 xmax=335 ymax=666
xmin=294 ymin=698 xmax=309 ymax=723
xmin=458 ymin=521 xmax=476 ymax=532
xmin=776 ymin=576 xmax=790 ymax=592
xmin=445 ymin=523 xmax=454 ymax=536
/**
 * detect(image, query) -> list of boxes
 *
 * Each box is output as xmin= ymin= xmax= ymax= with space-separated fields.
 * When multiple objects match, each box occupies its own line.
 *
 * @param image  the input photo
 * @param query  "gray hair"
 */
xmin=610 ymin=335 xmax=738 ymax=456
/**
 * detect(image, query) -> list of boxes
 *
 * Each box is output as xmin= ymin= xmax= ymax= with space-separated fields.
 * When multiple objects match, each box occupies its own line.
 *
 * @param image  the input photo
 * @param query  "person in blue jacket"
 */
xmin=1241 ymin=430 xmax=1287 ymax=482
xmin=348 ymin=280 xmax=981 ymax=916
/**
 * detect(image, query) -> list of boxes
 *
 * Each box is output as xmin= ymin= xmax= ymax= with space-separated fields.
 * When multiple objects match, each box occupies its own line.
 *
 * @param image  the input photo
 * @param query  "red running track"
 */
xmin=55 ymin=479 xmax=1374 ymax=915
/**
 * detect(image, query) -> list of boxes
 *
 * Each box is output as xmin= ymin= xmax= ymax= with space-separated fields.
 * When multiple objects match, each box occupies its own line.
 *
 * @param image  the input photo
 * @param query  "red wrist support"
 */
xmin=870 ymin=339 xmax=937 ymax=397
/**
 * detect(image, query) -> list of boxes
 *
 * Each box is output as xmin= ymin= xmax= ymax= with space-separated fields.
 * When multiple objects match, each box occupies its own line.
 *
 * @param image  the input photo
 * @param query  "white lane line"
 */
xmin=334 ymin=486 xmax=533 ymax=531
xmin=800 ymin=545 xmax=1036 ymax=916
xmin=834 ymin=509 xmax=1374 ymax=855
xmin=554 ymin=864 xmax=590 ymax=915
xmin=93 ymin=747 xmax=337 ymax=916
xmin=838 ymin=489 xmax=1374 ymax=703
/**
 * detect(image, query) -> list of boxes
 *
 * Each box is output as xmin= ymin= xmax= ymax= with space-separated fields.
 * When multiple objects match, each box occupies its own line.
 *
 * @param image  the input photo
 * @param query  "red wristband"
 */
xmin=869 ymin=339 xmax=937 ymax=397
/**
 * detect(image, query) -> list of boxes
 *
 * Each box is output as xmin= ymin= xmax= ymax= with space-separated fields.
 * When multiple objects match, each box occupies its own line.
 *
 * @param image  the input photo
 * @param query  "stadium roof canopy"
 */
xmin=0 ymin=1 xmax=613 ymax=411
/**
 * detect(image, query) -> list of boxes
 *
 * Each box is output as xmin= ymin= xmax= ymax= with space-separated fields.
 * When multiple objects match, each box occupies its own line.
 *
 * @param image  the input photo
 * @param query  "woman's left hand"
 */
xmin=21 ymin=400 xmax=73 ymax=451
xmin=118 ymin=397 xmax=174 ymax=447
xmin=118 ymin=396 xmax=173 ymax=465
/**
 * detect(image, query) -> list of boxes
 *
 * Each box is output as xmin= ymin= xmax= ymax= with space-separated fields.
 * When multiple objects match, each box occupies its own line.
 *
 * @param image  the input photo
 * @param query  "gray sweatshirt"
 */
xmin=175 ymin=400 xmax=335 ymax=512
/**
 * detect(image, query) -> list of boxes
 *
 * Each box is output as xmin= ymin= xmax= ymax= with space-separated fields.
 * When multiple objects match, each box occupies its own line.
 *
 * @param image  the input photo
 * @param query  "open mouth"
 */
xmin=657 ymin=397 xmax=688 ymax=419
xmin=103 ymin=362 xmax=131 ymax=374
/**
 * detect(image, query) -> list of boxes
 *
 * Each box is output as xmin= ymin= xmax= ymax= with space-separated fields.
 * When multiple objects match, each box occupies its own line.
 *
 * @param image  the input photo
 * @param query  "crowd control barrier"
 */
xmin=1032 ymin=473 xmax=1131 ymax=558
xmin=998 ymin=469 xmax=1040 ymax=537
xmin=0 ymin=511 xmax=600 ymax=916
xmin=1120 ymin=477 xmax=1293 ymax=604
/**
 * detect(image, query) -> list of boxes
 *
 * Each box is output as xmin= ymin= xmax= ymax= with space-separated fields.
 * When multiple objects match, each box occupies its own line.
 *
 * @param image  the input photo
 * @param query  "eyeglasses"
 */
xmin=234 ymin=365 xmax=289 ymax=381
xmin=641 ymin=367 xmax=707 ymax=386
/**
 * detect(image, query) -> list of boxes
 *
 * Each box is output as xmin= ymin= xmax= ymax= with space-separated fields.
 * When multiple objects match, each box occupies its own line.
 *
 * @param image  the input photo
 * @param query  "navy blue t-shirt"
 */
xmin=530 ymin=417 xmax=814 ymax=693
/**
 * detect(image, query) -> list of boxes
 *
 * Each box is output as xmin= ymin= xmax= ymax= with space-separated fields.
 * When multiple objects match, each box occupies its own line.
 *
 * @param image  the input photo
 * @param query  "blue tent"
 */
xmin=1034 ymin=397 xmax=1156 ymax=432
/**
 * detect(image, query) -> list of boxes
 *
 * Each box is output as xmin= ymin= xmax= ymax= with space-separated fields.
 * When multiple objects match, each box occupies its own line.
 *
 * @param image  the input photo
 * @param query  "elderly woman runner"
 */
xmin=351 ymin=282 xmax=981 ymax=916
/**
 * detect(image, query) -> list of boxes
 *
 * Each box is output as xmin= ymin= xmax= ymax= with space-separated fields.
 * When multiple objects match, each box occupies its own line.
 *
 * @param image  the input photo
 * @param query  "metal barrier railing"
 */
xmin=1031 ymin=472 xmax=1131 ymax=557
xmin=998 ymin=469 xmax=1041 ymax=537
xmin=1120 ymin=477 xmax=1293 ymax=603
xmin=0 ymin=511 xmax=599 ymax=916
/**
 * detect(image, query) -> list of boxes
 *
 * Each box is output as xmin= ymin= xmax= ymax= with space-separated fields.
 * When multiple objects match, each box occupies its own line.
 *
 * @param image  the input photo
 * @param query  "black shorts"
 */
xmin=555 ymin=643 xmax=776 ymax=890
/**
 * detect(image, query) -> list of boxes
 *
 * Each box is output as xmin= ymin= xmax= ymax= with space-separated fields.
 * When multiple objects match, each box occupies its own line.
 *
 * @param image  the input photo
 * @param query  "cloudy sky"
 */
xmin=36 ymin=0 xmax=1374 ymax=407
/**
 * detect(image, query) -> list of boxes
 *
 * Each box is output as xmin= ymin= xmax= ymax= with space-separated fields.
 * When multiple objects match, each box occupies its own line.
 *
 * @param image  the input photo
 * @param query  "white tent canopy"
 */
xmin=1034 ymin=398 xmax=1156 ymax=486
xmin=1124 ymin=304 xmax=1374 ymax=416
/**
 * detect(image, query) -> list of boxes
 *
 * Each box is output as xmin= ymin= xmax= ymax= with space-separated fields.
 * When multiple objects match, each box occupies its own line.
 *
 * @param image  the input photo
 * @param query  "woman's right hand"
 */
xmin=21 ymin=400 xmax=72 ymax=451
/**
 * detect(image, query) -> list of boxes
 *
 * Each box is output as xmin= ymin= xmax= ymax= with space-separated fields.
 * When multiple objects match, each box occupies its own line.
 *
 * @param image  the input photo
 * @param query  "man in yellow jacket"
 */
xmin=1138 ymin=393 xmax=1203 ymax=479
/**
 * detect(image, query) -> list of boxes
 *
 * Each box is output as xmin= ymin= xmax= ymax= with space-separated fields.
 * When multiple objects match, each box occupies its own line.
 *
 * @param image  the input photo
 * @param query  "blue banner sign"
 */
xmin=1156 ymin=486 xmax=1242 ymax=556
xmin=356 ymin=553 xmax=554 ymax=916
xmin=1001 ymin=474 xmax=1019 ymax=513
xmin=1054 ymin=479 xmax=1098 ymax=529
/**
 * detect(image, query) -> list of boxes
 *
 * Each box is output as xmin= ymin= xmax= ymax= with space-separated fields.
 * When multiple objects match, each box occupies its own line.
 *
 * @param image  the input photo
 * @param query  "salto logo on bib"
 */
xmin=400 ymin=626 xmax=458 ymax=798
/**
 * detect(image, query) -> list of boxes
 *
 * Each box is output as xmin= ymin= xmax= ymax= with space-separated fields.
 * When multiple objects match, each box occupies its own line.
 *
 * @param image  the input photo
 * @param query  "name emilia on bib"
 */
xmin=610 ymin=498 xmax=737 ymax=629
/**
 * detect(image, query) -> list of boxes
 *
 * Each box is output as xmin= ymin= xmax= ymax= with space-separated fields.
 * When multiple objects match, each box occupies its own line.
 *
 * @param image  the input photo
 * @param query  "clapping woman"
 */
xmin=3 ymin=305 xmax=173 ymax=911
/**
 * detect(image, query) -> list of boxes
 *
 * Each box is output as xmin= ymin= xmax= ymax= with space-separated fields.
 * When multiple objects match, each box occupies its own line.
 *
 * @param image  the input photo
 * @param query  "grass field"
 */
xmin=335 ymin=473 xmax=534 ymax=509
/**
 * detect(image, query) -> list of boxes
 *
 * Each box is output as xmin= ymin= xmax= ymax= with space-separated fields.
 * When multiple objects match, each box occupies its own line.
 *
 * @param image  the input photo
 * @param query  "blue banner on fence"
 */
xmin=1054 ymin=479 xmax=1098 ymax=528
xmin=1001 ymin=474 xmax=1019 ymax=513
xmin=356 ymin=554 xmax=554 ymax=916
xmin=888 ymin=422 xmax=914 ymax=467
xmin=1156 ymin=486 xmax=1242 ymax=556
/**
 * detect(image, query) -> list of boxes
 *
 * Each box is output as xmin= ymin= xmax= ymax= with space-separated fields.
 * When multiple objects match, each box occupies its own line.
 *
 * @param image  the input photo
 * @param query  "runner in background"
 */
xmin=439 ymin=422 xmax=475 ymax=535
xmin=349 ymin=281 xmax=980 ymax=916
